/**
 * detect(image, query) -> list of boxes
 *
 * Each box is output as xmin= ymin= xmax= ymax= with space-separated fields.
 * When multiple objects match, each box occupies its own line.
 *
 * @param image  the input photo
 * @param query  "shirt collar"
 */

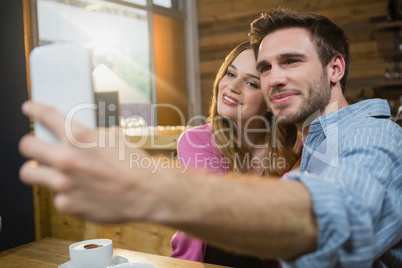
xmin=308 ymin=98 xmax=391 ymax=135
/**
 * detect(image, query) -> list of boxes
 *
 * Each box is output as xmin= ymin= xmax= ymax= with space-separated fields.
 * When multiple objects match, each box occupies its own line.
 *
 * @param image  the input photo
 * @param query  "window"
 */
xmin=152 ymin=0 xmax=177 ymax=9
xmin=29 ymin=0 xmax=200 ymax=126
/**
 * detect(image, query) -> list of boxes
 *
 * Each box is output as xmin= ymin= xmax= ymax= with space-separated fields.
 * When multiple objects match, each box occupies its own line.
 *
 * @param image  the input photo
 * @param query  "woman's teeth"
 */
xmin=224 ymin=95 xmax=240 ymax=105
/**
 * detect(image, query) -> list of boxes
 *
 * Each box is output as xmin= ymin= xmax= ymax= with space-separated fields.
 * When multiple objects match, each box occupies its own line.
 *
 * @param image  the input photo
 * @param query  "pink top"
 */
xmin=170 ymin=124 xmax=228 ymax=261
xmin=176 ymin=124 xmax=229 ymax=174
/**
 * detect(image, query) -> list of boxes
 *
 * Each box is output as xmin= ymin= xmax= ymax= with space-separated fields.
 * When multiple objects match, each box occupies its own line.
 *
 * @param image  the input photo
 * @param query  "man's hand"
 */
xmin=18 ymin=101 xmax=156 ymax=223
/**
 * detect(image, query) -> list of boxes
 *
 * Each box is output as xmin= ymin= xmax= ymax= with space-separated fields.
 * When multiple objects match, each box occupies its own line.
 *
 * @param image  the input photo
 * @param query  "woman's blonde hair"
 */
xmin=207 ymin=41 xmax=300 ymax=177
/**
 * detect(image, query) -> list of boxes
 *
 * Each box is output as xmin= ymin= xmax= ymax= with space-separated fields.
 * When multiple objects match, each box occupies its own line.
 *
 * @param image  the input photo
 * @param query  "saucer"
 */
xmin=59 ymin=255 xmax=129 ymax=268
xmin=113 ymin=263 xmax=154 ymax=268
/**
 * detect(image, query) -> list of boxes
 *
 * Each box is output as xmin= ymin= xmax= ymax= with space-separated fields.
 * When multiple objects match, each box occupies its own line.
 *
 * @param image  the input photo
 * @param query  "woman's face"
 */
xmin=217 ymin=49 xmax=267 ymax=125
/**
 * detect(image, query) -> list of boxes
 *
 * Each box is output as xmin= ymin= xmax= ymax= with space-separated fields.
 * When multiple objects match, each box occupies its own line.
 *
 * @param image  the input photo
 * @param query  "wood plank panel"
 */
xmin=198 ymin=0 xmax=387 ymax=23
xmin=200 ymin=31 xmax=249 ymax=51
xmin=349 ymin=58 xmax=385 ymax=79
xmin=200 ymin=58 xmax=224 ymax=75
xmin=197 ymin=0 xmax=395 ymax=115
xmin=41 ymin=188 xmax=176 ymax=256
xmin=349 ymin=41 xmax=379 ymax=57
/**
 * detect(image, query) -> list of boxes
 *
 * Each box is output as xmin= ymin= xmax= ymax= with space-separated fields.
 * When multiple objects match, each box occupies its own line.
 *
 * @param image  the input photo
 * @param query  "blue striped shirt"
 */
xmin=283 ymin=99 xmax=402 ymax=268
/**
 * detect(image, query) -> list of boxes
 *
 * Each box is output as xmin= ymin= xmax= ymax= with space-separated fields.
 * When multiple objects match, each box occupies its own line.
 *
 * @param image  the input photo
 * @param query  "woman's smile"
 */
xmin=222 ymin=93 xmax=242 ymax=106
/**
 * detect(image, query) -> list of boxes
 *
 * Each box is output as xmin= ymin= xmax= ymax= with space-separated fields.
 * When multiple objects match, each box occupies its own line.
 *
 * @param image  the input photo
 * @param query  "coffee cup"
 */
xmin=69 ymin=238 xmax=113 ymax=268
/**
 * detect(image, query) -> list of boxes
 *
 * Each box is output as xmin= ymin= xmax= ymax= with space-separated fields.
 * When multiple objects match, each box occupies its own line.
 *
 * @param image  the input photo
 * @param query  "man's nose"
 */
xmin=268 ymin=67 xmax=287 ymax=88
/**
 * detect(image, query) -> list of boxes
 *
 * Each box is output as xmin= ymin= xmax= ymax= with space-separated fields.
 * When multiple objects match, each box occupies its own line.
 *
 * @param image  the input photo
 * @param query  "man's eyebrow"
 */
xmin=278 ymin=53 xmax=306 ymax=60
xmin=256 ymin=53 xmax=307 ymax=71
xmin=256 ymin=60 xmax=268 ymax=71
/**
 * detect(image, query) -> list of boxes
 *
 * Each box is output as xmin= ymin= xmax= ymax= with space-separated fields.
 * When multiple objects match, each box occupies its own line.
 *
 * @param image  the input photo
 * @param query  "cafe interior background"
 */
xmin=1 ymin=0 xmax=401 ymax=255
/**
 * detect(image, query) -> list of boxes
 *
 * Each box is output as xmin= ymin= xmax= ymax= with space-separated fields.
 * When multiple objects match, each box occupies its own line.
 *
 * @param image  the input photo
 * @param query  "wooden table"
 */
xmin=0 ymin=237 xmax=230 ymax=268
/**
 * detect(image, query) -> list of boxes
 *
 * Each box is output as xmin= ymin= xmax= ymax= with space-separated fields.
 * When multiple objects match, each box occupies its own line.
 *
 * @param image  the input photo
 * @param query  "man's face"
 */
xmin=256 ymin=28 xmax=331 ymax=125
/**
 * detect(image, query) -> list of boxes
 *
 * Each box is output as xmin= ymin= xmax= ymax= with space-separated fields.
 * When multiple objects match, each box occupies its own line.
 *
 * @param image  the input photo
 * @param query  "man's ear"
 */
xmin=328 ymin=54 xmax=345 ymax=85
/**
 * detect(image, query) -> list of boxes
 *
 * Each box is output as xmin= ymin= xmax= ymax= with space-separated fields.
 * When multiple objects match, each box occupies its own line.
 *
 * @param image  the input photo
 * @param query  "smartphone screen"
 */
xmin=29 ymin=43 xmax=96 ymax=143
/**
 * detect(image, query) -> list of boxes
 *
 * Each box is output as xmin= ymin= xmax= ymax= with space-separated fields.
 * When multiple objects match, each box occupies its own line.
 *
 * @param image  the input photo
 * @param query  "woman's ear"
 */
xmin=328 ymin=54 xmax=345 ymax=85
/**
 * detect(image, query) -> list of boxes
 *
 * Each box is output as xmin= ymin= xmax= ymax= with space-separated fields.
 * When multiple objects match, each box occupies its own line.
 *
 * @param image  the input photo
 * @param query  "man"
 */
xmin=19 ymin=8 xmax=401 ymax=267
xmin=248 ymin=9 xmax=402 ymax=267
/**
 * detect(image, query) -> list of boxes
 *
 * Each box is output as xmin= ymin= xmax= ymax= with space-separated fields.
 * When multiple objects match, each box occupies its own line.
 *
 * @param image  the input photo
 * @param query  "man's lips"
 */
xmin=270 ymin=92 xmax=299 ymax=105
xmin=222 ymin=93 xmax=242 ymax=106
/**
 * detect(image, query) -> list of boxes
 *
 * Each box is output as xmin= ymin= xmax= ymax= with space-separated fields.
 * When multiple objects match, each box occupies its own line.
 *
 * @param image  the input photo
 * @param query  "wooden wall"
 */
xmin=196 ymin=0 xmax=401 ymax=116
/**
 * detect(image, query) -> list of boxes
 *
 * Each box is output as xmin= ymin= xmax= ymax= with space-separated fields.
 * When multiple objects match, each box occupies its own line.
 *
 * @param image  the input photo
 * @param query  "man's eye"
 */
xmin=260 ymin=66 xmax=271 ymax=73
xmin=287 ymin=59 xmax=299 ymax=64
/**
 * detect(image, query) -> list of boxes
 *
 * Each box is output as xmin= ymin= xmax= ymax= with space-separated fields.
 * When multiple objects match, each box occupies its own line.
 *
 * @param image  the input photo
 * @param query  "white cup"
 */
xmin=69 ymin=238 xmax=113 ymax=268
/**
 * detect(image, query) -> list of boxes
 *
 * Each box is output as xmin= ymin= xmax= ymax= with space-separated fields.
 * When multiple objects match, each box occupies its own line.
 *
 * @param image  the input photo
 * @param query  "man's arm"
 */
xmin=18 ymin=101 xmax=318 ymax=260
xmin=155 ymin=171 xmax=318 ymax=259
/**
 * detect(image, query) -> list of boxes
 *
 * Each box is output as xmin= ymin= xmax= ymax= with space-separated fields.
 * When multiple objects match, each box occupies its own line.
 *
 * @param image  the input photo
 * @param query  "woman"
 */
xmin=171 ymin=41 xmax=301 ymax=268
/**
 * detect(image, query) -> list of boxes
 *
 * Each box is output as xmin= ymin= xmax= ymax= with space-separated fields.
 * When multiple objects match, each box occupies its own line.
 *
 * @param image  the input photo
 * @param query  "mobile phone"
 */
xmin=29 ymin=43 xmax=97 ymax=143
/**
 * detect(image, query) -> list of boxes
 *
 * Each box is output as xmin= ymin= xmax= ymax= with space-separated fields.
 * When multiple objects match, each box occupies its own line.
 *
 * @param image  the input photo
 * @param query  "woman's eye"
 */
xmin=226 ymin=71 xmax=235 ymax=77
xmin=246 ymin=82 xmax=259 ymax=89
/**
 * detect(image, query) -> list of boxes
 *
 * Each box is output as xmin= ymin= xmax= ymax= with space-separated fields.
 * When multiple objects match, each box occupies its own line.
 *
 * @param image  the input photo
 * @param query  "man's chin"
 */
xmin=275 ymin=116 xmax=294 ymax=125
xmin=273 ymin=110 xmax=304 ymax=125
